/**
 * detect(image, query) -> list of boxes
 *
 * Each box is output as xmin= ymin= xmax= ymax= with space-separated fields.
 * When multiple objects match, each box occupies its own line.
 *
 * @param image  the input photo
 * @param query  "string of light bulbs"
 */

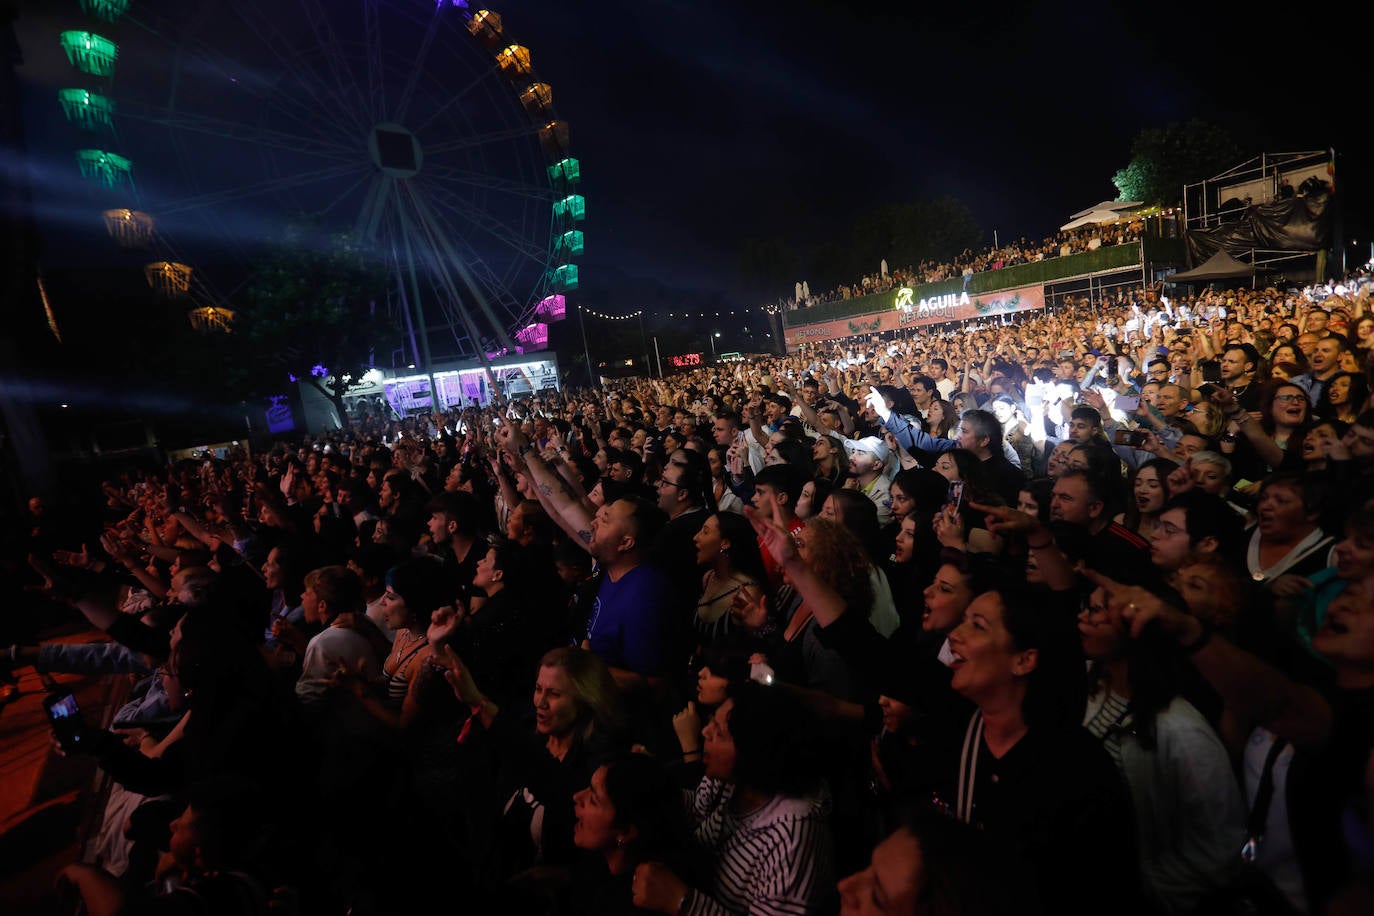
xmin=580 ymin=306 xmax=643 ymax=321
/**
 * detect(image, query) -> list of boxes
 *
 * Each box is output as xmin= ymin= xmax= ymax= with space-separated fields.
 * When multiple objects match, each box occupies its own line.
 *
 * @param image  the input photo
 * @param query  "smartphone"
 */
xmin=1112 ymin=428 xmax=1149 ymax=447
xmin=947 ymin=480 xmax=965 ymax=513
xmin=1115 ymin=395 xmax=1140 ymax=411
xmin=44 ymin=692 xmax=87 ymax=752
xmin=1201 ymin=362 xmax=1222 ymax=384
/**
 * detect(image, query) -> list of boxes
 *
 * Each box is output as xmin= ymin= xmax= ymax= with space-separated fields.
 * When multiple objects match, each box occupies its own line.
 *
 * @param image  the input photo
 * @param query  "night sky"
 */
xmin=14 ymin=0 xmax=1372 ymax=316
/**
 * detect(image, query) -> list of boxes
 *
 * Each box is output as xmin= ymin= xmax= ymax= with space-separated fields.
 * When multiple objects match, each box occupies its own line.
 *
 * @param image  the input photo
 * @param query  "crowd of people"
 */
xmin=791 ymin=217 xmax=1148 ymax=308
xmin=4 ymin=268 xmax=1374 ymax=916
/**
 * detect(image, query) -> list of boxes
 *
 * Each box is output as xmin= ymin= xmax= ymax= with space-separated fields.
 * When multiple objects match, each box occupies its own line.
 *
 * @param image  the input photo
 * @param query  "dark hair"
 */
xmin=876 ymin=384 xmax=921 ymax=417
xmin=754 ymin=463 xmax=806 ymax=507
xmin=891 ymin=468 xmax=949 ymax=519
xmin=1069 ymin=405 xmax=1104 ymax=432
xmin=986 ymin=582 xmax=1087 ymax=729
xmin=1160 ymin=490 xmax=1245 ymax=562
xmin=910 ymin=375 xmax=937 ymax=394
xmin=615 ymin=495 xmax=667 ymax=552
xmin=711 ymin=511 xmax=769 ymax=585
xmin=883 ymin=807 xmax=1013 ymax=916
xmin=1019 ymin=477 xmax=1056 ymax=526
xmin=385 ymin=556 xmax=450 ymax=629
xmin=184 ymin=775 xmax=273 ymax=869
xmin=724 ymin=681 xmax=823 ymax=797
xmin=770 ymin=438 xmax=815 ymax=475
xmin=802 ymin=477 xmax=836 ymax=517
xmin=348 ymin=542 xmax=398 ymax=582
xmin=697 ymin=645 xmax=752 ymax=689
xmin=1223 ymin=343 xmax=1261 ymax=372
xmin=1121 ymin=457 xmax=1179 ymax=532
xmin=600 ymin=755 xmax=689 ymax=862
xmin=1317 ymin=372 xmax=1369 ymax=419
xmin=1085 ymin=600 xmax=1188 ymax=751
xmin=427 ymin=490 xmax=483 ymax=537
xmin=668 ymin=448 xmax=711 ymax=509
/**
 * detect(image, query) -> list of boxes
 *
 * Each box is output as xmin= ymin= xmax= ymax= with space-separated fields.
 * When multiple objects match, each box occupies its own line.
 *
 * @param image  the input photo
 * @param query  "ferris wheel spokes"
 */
xmin=403 ymin=183 xmax=519 ymax=353
xmin=421 ymin=182 xmax=553 ymax=266
xmin=118 ymin=107 xmax=362 ymax=163
xmin=147 ymin=161 xmax=367 ymax=217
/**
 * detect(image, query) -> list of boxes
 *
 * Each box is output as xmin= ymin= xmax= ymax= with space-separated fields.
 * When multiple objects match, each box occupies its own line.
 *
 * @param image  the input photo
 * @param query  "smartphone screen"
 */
xmin=947 ymin=480 xmax=964 ymax=513
xmin=45 ymin=693 xmax=80 ymax=722
xmin=1116 ymin=395 xmax=1140 ymax=411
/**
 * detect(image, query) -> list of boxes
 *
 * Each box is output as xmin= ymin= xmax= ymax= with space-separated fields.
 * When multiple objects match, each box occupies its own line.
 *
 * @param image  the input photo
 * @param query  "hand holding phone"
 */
xmin=44 ymin=692 xmax=93 ymax=753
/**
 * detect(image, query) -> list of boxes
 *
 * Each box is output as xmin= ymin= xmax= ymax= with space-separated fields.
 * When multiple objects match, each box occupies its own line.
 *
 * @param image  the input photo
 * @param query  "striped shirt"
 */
xmin=682 ymin=777 xmax=833 ymax=916
xmin=1084 ymin=690 xmax=1132 ymax=768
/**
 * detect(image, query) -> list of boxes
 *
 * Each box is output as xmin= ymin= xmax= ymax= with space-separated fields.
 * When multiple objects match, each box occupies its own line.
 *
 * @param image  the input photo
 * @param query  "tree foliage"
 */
xmin=239 ymin=228 xmax=400 ymax=427
xmin=1112 ymin=120 xmax=1243 ymax=206
xmin=816 ymin=197 xmax=982 ymax=289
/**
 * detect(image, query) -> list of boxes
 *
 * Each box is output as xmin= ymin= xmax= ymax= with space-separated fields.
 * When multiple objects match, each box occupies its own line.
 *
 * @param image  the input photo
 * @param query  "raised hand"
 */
xmin=1081 ymin=567 xmax=1200 ymax=642
xmin=672 ymin=701 xmax=702 ymax=755
xmin=967 ymin=499 xmax=1039 ymax=539
xmin=744 ymin=502 xmax=797 ymax=566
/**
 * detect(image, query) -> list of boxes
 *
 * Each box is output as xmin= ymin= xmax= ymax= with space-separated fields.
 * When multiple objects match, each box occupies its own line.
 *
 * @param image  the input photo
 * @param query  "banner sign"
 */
xmin=784 ymin=283 xmax=1045 ymax=350
xmin=668 ymin=352 xmax=703 ymax=368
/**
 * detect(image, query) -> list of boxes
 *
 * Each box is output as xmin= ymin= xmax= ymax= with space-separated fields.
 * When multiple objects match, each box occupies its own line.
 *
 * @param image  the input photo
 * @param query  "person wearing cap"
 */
xmin=844 ymin=436 xmax=894 ymax=527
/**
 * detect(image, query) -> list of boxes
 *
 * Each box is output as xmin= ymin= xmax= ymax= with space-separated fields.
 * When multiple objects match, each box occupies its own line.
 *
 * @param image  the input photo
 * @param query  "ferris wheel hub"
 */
xmin=368 ymin=122 xmax=423 ymax=178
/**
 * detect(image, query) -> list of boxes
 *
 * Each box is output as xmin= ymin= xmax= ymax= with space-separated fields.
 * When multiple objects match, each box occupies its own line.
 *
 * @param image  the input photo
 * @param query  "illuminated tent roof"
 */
xmin=1060 ymin=200 xmax=1145 ymax=231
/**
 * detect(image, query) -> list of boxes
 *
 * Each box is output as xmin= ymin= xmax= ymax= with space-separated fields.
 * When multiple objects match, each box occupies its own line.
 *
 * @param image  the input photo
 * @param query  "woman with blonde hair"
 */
xmin=440 ymin=644 xmax=628 ymax=897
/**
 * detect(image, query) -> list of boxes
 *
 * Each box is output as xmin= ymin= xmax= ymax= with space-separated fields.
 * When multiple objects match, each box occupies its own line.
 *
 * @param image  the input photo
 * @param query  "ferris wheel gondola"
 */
xmin=50 ymin=0 xmax=580 ymax=373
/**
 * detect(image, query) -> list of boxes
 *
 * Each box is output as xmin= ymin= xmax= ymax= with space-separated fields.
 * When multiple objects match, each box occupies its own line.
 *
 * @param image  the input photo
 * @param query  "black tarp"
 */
xmin=1168 ymin=249 xmax=1259 ymax=283
xmin=1184 ymin=189 xmax=1333 ymax=264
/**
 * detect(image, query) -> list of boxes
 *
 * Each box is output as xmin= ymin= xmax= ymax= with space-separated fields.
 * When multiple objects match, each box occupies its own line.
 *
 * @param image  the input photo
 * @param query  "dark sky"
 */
xmin=14 ymin=0 xmax=1371 ymax=313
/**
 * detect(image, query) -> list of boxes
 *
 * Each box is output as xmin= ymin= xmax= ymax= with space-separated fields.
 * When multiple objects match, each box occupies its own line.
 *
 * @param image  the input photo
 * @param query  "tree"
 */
xmin=813 ymin=197 xmax=982 ymax=288
xmin=1112 ymin=120 xmax=1242 ymax=207
xmin=240 ymin=228 xmax=400 ymax=429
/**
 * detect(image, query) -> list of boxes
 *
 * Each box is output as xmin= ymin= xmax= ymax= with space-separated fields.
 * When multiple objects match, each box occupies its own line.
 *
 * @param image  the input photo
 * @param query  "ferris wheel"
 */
xmin=52 ymin=0 xmax=580 ymax=367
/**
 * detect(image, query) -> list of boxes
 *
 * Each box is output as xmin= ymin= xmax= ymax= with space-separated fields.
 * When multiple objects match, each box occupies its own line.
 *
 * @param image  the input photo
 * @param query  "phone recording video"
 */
xmin=44 ymin=692 xmax=86 ymax=752
xmin=946 ymin=480 xmax=965 ymax=513
xmin=1113 ymin=429 xmax=1149 ymax=448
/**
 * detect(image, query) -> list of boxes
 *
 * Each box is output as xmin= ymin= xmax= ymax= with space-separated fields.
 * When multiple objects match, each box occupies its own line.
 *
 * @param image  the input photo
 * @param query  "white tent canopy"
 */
xmin=1060 ymin=200 xmax=1145 ymax=232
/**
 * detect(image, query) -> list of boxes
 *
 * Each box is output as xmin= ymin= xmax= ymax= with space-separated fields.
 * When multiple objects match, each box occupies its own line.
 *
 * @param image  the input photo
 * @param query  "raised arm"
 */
xmin=497 ymin=421 xmax=596 ymax=551
xmin=1086 ymin=569 xmax=1333 ymax=749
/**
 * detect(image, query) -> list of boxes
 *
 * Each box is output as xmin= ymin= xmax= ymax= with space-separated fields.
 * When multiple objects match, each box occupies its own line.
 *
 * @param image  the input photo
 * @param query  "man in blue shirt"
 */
xmin=583 ymin=496 xmax=671 ymax=690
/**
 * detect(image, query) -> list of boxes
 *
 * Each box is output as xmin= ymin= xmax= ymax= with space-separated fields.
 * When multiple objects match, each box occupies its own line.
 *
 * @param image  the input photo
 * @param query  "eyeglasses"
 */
xmin=656 ymin=477 xmax=685 ymax=490
xmin=1272 ymin=394 xmax=1306 ymax=403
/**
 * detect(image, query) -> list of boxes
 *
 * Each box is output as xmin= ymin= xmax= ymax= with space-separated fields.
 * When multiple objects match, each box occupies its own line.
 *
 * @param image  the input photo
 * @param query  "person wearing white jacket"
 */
xmin=1079 ymin=586 xmax=1247 ymax=915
